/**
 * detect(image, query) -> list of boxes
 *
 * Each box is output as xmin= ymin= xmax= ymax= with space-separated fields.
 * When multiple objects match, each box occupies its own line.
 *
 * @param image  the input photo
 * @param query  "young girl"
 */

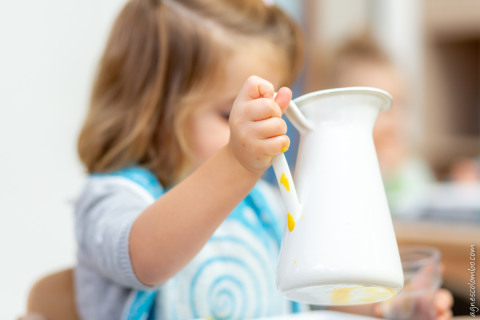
xmin=75 ymin=0 xmax=304 ymax=319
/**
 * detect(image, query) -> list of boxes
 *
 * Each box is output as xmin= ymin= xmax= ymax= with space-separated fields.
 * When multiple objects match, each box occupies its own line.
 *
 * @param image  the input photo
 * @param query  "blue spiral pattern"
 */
xmin=186 ymin=235 xmax=275 ymax=318
xmin=116 ymin=167 xmax=296 ymax=319
xmin=191 ymin=258 xmax=253 ymax=318
xmin=208 ymin=276 xmax=245 ymax=319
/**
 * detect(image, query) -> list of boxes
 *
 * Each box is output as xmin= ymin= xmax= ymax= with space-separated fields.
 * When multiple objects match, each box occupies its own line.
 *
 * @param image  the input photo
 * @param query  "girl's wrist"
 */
xmin=223 ymin=144 xmax=264 ymax=181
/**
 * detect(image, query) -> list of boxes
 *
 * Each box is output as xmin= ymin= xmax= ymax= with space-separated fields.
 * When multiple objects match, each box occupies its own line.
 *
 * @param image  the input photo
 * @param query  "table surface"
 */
xmin=255 ymin=310 xmax=379 ymax=319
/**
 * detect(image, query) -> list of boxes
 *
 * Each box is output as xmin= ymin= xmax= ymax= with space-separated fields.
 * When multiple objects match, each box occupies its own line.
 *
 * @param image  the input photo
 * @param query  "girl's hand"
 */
xmin=228 ymin=75 xmax=292 ymax=174
xmin=433 ymin=288 xmax=453 ymax=320
xmin=373 ymin=288 xmax=454 ymax=320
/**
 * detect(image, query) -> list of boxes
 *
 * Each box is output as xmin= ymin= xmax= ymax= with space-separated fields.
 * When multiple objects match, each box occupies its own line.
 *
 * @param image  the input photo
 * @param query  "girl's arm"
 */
xmin=130 ymin=76 xmax=292 ymax=286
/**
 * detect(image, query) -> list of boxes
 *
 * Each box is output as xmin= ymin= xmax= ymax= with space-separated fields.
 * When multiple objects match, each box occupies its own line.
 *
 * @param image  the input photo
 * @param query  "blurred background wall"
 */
xmin=1 ymin=0 xmax=479 ymax=319
xmin=0 ymin=1 xmax=125 ymax=319
xmin=302 ymin=0 xmax=480 ymax=179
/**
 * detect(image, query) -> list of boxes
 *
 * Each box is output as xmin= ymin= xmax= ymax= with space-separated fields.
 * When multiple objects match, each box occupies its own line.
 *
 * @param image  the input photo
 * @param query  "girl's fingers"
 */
xmin=435 ymin=289 xmax=453 ymax=309
xmin=256 ymin=135 xmax=290 ymax=157
xmin=244 ymin=99 xmax=282 ymax=121
xmin=242 ymin=87 xmax=292 ymax=122
xmin=436 ymin=310 xmax=453 ymax=320
xmin=236 ymin=75 xmax=275 ymax=102
xmin=233 ymin=77 xmax=292 ymax=122
xmin=434 ymin=289 xmax=453 ymax=320
xmin=228 ymin=75 xmax=292 ymax=173
xmin=251 ymin=117 xmax=288 ymax=139
xmin=274 ymin=87 xmax=292 ymax=114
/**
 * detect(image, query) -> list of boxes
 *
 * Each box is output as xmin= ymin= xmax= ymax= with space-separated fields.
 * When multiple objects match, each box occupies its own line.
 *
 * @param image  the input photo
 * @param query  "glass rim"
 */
xmin=398 ymin=245 xmax=440 ymax=269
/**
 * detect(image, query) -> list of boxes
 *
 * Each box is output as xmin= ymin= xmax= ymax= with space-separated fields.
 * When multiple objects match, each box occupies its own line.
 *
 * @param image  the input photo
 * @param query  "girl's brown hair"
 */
xmin=78 ymin=0 xmax=304 ymax=186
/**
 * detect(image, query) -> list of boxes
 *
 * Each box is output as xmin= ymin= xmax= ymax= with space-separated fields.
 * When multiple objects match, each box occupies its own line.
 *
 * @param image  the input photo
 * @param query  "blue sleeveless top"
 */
xmin=100 ymin=167 xmax=302 ymax=319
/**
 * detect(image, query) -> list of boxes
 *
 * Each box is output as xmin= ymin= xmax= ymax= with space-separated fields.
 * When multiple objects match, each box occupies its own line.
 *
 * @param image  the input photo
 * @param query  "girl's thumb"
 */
xmin=275 ymin=87 xmax=292 ymax=114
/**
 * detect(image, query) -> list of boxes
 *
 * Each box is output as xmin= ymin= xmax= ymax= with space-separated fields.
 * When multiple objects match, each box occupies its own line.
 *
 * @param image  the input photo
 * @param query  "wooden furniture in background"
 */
xmin=21 ymin=268 xmax=79 ymax=320
xmin=423 ymin=0 xmax=480 ymax=177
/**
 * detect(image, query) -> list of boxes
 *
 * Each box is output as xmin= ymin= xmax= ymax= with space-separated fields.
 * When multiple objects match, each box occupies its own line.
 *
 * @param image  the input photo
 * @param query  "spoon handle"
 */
xmin=272 ymin=153 xmax=300 ymax=230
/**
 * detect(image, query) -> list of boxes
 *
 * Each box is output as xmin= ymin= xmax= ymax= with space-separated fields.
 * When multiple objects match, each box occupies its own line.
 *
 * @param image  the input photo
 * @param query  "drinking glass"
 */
xmin=380 ymin=246 xmax=441 ymax=320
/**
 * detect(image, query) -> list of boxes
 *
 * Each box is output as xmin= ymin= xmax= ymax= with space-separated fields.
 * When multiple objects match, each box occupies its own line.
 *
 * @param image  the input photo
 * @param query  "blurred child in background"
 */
xmin=322 ymin=32 xmax=436 ymax=217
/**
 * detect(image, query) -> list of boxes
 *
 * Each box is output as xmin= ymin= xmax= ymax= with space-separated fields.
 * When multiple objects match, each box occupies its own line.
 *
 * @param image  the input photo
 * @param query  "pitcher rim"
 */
xmin=293 ymin=86 xmax=393 ymax=111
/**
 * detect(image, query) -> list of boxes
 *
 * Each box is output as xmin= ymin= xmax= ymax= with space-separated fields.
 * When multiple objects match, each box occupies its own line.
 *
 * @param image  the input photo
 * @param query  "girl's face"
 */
xmin=186 ymin=42 xmax=287 ymax=171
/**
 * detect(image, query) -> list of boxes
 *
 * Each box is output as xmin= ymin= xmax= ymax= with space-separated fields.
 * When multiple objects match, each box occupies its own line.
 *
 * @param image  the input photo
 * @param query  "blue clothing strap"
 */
xmin=92 ymin=166 xmax=164 ymax=199
xmin=126 ymin=291 xmax=157 ymax=320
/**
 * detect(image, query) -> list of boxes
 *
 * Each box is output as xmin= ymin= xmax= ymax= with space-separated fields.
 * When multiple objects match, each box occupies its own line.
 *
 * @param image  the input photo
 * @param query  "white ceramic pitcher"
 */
xmin=272 ymin=87 xmax=404 ymax=306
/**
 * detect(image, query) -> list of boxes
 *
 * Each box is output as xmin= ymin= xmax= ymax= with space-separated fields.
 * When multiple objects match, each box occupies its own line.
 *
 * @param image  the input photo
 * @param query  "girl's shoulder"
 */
xmin=76 ymin=166 xmax=164 ymax=212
